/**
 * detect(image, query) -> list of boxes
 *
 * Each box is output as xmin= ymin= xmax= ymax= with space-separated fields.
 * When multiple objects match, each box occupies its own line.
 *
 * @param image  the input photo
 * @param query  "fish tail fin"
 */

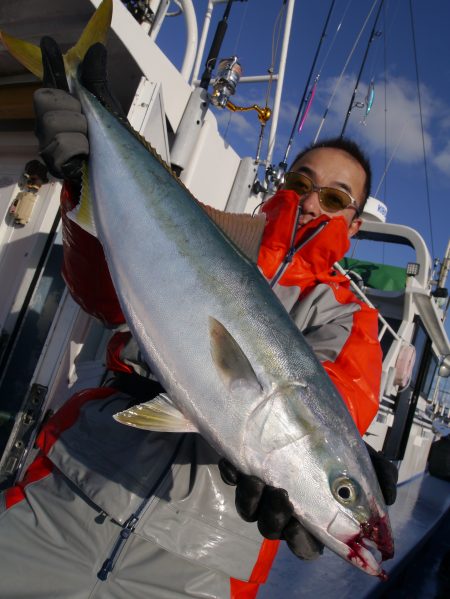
xmin=0 ymin=0 xmax=112 ymax=79
xmin=0 ymin=32 xmax=44 ymax=79
xmin=64 ymin=0 xmax=112 ymax=75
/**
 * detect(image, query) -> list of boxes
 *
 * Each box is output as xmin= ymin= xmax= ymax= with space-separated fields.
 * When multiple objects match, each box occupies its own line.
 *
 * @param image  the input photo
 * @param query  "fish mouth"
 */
xmin=346 ymin=516 xmax=394 ymax=579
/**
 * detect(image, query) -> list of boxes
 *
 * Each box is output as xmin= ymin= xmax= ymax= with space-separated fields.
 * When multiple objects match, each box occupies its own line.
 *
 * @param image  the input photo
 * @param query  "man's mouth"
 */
xmin=297 ymin=215 xmax=312 ymax=227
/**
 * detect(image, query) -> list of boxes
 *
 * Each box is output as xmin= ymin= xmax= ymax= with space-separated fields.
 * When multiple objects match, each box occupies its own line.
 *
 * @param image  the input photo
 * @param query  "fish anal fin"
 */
xmin=209 ymin=317 xmax=262 ymax=394
xmin=66 ymin=163 xmax=98 ymax=237
xmin=201 ymin=203 xmax=266 ymax=263
xmin=113 ymin=393 xmax=198 ymax=433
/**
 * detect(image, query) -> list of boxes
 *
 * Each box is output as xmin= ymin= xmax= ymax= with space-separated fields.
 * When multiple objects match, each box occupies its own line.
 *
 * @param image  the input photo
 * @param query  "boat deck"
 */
xmin=259 ymin=473 xmax=450 ymax=598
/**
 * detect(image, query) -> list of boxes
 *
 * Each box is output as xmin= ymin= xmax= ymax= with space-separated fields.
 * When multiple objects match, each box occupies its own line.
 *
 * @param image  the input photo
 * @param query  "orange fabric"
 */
xmin=257 ymin=189 xmax=381 ymax=435
xmin=60 ymin=181 xmax=125 ymax=327
xmin=322 ymin=284 xmax=382 ymax=434
xmin=36 ymin=387 xmax=118 ymax=455
xmin=258 ymin=190 xmax=350 ymax=289
xmin=4 ymin=454 xmax=54 ymax=509
xmin=230 ymin=540 xmax=280 ymax=598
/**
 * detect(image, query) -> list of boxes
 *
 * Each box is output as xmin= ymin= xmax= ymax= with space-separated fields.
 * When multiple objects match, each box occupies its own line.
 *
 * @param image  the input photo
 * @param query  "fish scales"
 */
xmin=78 ymin=80 xmax=332 ymax=431
xmin=75 ymin=78 xmax=393 ymax=577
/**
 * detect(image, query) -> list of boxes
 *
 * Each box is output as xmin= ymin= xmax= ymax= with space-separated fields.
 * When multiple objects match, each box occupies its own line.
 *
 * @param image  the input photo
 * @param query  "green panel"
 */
xmin=339 ymin=258 xmax=407 ymax=291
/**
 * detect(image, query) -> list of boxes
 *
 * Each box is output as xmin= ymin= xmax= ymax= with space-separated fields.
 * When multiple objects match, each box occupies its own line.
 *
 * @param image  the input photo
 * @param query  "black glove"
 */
xmin=218 ymin=459 xmax=324 ymax=560
xmin=33 ymin=37 xmax=126 ymax=180
xmin=219 ymin=445 xmax=398 ymax=561
xmin=364 ymin=442 xmax=398 ymax=505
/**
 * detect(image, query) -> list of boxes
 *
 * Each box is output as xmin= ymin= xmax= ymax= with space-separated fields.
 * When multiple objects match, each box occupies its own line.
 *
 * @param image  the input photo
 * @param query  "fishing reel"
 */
xmin=211 ymin=56 xmax=272 ymax=125
xmin=121 ymin=0 xmax=153 ymax=25
xmin=264 ymin=162 xmax=286 ymax=194
xmin=251 ymin=162 xmax=286 ymax=198
xmin=211 ymin=56 xmax=242 ymax=108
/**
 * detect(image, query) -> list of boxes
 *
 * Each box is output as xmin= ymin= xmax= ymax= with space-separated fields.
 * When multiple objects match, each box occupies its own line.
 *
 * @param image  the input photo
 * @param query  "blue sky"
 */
xmin=156 ymin=0 xmax=449 ymax=313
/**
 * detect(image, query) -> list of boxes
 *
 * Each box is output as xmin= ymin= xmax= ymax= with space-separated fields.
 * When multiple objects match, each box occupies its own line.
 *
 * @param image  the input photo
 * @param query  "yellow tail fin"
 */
xmin=0 ymin=0 xmax=112 ymax=79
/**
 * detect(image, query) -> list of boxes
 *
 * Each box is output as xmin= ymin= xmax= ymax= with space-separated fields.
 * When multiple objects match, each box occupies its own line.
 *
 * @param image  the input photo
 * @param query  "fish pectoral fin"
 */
xmin=66 ymin=163 xmax=98 ymax=236
xmin=200 ymin=204 xmax=266 ymax=263
xmin=209 ymin=317 xmax=263 ymax=394
xmin=113 ymin=393 xmax=198 ymax=433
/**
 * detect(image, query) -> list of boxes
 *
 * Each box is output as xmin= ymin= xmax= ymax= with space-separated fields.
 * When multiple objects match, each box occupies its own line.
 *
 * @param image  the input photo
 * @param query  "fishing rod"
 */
xmin=281 ymin=0 xmax=337 ymax=171
xmin=314 ymin=0 xmax=378 ymax=143
xmin=340 ymin=0 xmax=385 ymax=137
xmin=199 ymin=0 xmax=243 ymax=90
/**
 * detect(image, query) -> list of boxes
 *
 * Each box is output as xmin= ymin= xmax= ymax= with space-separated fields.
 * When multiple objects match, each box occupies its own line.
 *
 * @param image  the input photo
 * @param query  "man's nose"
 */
xmin=300 ymin=190 xmax=322 ymax=216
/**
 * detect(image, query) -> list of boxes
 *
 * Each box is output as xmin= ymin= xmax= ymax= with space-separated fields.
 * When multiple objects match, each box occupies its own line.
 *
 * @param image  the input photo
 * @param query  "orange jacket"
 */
xmin=61 ymin=184 xmax=381 ymax=433
xmin=258 ymin=190 xmax=382 ymax=434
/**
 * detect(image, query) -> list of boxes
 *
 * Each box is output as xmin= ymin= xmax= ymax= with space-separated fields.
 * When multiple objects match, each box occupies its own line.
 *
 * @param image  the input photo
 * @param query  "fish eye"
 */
xmin=331 ymin=476 xmax=358 ymax=505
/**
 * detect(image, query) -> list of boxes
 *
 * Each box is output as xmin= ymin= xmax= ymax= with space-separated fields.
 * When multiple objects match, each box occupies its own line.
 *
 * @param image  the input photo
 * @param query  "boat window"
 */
xmin=383 ymin=318 xmax=433 ymax=460
xmin=379 ymin=317 xmax=402 ymax=359
xmin=409 ymin=323 xmax=430 ymax=390
xmin=422 ymin=354 xmax=438 ymax=398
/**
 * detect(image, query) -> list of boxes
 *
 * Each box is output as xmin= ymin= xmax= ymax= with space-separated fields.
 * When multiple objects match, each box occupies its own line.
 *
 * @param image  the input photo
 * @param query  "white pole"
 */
xmin=266 ymin=0 xmax=296 ymax=164
xmin=191 ymin=1 xmax=214 ymax=84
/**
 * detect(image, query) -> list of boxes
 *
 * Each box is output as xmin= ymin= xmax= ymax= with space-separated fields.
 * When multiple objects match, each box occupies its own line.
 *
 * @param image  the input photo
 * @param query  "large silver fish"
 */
xmin=1 ymin=0 xmax=393 ymax=577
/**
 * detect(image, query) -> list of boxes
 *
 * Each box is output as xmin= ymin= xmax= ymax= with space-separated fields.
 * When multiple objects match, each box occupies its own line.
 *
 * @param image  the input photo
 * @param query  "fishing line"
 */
xmin=212 ymin=0 xmax=248 ymax=145
xmin=232 ymin=0 xmax=250 ymax=54
xmin=340 ymin=0 xmax=385 ymax=137
xmin=409 ymin=0 xmax=435 ymax=258
xmin=382 ymin=0 xmax=387 ymax=265
xmin=255 ymin=0 xmax=287 ymax=162
xmin=383 ymin=0 xmax=387 ymax=203
xmin=359 ymin=0 xmax=401 ymax=127
xmin=281 ymin=0 xmax=338 ymax=167
xmin=316 ymin=0 xmax=354 ymax=77
xmin=370 ymin=1 xmax=405 ymax=197
xmin=374 ymin=121 xmax=407 ymax=198
xmin=313 ymin=0 xmax=379 ymax=143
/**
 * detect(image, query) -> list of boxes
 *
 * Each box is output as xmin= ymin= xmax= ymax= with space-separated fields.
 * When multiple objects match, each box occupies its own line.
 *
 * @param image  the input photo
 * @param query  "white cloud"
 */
xmin=214 ymin=108 xmax=255 ymax=136
xmin=310 ymin=74 xmax=437 ymax=162
xmin=277 ymin=99 xmax=300 ymax=125
xmin=434 ymin=141 xmax=450 ymax=174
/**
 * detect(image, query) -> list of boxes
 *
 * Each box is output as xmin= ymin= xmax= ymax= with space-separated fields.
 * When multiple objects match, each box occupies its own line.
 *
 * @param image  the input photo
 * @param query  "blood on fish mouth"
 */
xmin=346 ymin=516 xmax=394 ymax=579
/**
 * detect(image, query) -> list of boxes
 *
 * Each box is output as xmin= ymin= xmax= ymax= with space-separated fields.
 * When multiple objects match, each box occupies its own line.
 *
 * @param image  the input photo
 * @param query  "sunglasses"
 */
xmin=283 ymin=171 xmax=361 ymax=216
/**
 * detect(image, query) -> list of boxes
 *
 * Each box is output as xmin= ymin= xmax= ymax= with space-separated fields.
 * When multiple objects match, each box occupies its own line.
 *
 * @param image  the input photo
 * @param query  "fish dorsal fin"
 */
xmin=201 ymin=204 xmax=266 ymax=263
xmin=0 ymin=0 xmax=112 ymax=78
xmin=113 ymin=393 xmax=198 ymax=433
xmin=209 ymin=317 xmax=262 ymax=394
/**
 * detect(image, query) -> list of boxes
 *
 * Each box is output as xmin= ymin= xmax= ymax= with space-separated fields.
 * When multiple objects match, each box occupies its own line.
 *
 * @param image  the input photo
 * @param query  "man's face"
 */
xmin=286 ymin=147 xmax=366 ymax=238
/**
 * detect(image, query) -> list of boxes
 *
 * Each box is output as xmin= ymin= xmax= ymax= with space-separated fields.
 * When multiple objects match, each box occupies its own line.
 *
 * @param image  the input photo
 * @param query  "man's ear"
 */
xmin=348 ymin=217 xmax=362 ymax=238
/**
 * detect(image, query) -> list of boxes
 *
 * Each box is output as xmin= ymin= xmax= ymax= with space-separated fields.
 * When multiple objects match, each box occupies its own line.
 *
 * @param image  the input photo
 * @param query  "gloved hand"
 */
xmin=33 ymin=36 xmax=126 ymax=179
xmin=218 ymin=458 xmax=324 ymax=560
xmin=219 ymin=443 xmax=398 ymax=561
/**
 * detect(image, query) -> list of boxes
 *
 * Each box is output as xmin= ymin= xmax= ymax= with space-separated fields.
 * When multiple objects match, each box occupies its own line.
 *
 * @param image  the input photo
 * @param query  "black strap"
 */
xmin=109 ymin=371 xmax=165 ymax=403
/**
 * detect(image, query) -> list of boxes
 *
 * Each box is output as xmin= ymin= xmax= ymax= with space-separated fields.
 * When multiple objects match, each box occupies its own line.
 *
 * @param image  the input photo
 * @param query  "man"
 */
xmin=0 ymin=43 xmax=396 ymax=599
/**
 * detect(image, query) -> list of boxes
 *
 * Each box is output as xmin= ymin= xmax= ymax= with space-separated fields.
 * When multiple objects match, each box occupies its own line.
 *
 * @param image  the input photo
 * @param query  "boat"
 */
xmin=0 ymin=1 xmax=449 ymax=596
